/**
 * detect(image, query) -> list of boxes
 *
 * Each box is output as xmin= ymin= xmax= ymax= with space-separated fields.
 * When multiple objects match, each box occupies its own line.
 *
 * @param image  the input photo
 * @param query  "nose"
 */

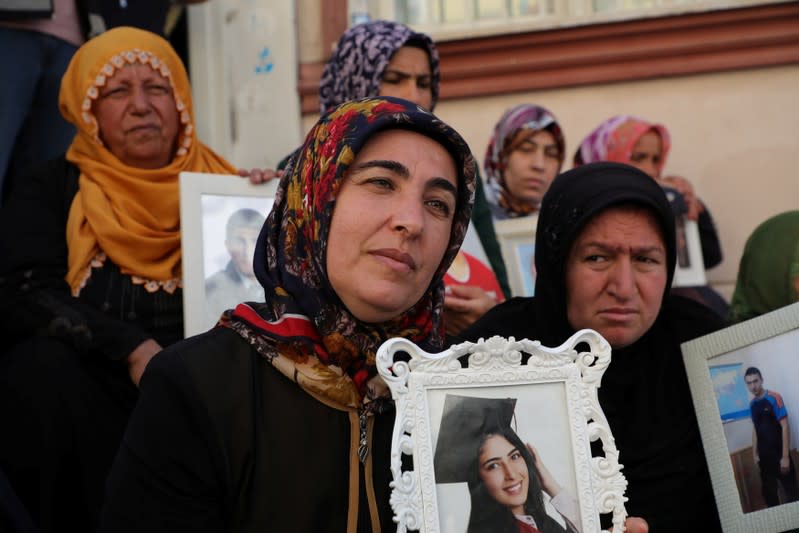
xmin=129 ymin=86 xmax=151 ymax=114
xmin=501 ymin=462 xmax=516 ymax=480
xmin=390 ymin=191 xmax=424 ymax=237
xmin=398 ymin=80 xmax=425 ymax=107
xmin=531 ymin=148 xmax=546 ymax=169
xmin=607 ymin=257 xmax=636 ymax=300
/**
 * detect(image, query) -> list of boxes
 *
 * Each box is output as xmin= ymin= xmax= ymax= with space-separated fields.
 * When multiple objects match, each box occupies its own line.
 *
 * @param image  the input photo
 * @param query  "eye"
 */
xmin=416 ymin=77 xmax=432 ymax=89
xmin=510 ymin=451 xmax=522 ymax=461
xmin=364 ymin=177 xmax=395 ymax=191
xmin=585 ymin=254 xmax=606 ymax=263
xmin=147 ymin=84 xmax=171 ymax=95
xmin=425 ymin=197 xmax=453 ymax=218
xmin=102 ymin=87 xmax=128 ymax=99
xmin=381 ymin=72 xmax=402 ymax=85
xmin=545 ymin=147 xmax=561 ymax=160
xmin=634 ymin=254 xmax=661 ymax=265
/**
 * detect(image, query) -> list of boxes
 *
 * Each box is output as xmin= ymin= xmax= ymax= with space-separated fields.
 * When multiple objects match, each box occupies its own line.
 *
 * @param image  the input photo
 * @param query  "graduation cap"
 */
xmin=433 ymin=395 xmax=517 ymax=484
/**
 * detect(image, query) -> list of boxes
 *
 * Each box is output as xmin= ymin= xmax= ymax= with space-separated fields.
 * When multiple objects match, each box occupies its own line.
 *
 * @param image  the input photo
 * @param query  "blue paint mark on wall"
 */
xmin=255 ymin=48 xmax=274 ymax=75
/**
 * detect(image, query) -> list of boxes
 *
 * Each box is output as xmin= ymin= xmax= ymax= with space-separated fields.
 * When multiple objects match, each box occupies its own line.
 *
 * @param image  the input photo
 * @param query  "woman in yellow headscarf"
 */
xmin=0 ymin=27 xmax=235 ymax=532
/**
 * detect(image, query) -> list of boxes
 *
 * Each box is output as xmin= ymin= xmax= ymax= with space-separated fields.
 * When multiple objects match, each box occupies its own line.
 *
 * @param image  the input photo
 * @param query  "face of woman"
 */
xmin=478 ymin=434 xmax=529 ymax=515
xmin=503 ymin=130 xmax=560 ymax=207
xmin=326 ymin=129 xmax=457 ymax=323
xmin=565 ymin=205 xmax=668 ymax=349
xmin=378 ymin=46 xmax=433 ymax=111
xmin=93 ymin=63 xmax=180 ymax=169
xmin=628 ymin=131 xmax=663 ymax=179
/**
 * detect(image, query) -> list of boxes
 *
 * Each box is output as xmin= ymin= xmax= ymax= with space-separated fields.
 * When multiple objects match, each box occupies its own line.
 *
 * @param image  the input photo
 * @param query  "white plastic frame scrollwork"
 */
xmin=376 ymin=329 xmax=628 ymax=533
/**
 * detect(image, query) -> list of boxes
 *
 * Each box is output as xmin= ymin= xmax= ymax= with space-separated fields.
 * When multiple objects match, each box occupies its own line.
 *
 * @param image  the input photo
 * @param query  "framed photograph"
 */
xmin=179 ymin=172 xmax=278 ymax=337
xmin=376 ymin=330 xmax=629 ymax=533
xmin=671 ymin=216 xmax=707 ymax=287
xmin=682 ymin=302 xmax=799 ymax=532
xmin=493 ymin=215 xmax=537 ymax=297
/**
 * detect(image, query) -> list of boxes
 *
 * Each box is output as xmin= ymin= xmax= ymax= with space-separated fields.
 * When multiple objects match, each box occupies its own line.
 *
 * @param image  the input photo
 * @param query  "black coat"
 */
xmin=100 ymin=326 xmax=396 ymax=533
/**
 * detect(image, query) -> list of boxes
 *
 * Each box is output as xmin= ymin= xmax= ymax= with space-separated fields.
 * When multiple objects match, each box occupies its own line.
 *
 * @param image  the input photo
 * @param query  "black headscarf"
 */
xmin=531 ymin=162 xmax=676 ymax=347
xmin=459 ymin=162 xmax=724 ymax=532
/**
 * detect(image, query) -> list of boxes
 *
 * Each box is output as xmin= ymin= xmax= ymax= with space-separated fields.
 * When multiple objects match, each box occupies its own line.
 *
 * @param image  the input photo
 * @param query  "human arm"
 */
xmin=659 ymin=175 xmax=722 ymax=269
xmin=0 ymin=157 xmax=160 ymax=365
xmin=780 ymin=417 xmax=791 ymax=473
xmin=99 ymin=345 xmax=224 ymax=532
xmin=753 ymin=426 xmax=759 ymax=464
xmin=443 ymin=285 xmax=498 ymax=335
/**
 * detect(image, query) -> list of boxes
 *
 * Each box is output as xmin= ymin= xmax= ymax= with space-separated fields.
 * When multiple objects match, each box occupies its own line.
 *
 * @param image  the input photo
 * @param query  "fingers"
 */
xmin=236 ymin=167 xmax=284 ymax=185
xmin=621 ymin=516 xmax=649 ymax=533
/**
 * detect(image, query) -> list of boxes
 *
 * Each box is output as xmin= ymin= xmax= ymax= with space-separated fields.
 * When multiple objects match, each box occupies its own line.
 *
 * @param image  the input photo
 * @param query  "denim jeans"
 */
xmin=0 ymin=27 xmax=77 ymax=202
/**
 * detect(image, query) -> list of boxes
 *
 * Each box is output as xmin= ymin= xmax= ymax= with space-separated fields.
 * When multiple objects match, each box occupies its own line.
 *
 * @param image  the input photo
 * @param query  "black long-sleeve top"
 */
xmin=0 ymin=156 xmax=183 ymax=359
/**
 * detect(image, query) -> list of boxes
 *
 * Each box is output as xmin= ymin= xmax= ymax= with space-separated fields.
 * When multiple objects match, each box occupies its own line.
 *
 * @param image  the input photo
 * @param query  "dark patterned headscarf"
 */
xmin=318 ymin=20 xmax=440 ymax=114
xmin=224 ymin=97 xmax=475 ymax=409
xmin=483 ymin=104 xmax=565 ymax=218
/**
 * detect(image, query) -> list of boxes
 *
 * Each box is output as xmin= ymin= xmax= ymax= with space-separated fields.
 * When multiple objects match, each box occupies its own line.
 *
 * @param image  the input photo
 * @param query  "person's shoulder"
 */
xmin=663 ymin=294 xmax=727 ymax=343
xmin=765 ymin=390 xmax=786 ymax=409
xmin=149 ymin=327 xmax=252 ymax=381
xmin=456 ymin=296 xmax=538 ymax=343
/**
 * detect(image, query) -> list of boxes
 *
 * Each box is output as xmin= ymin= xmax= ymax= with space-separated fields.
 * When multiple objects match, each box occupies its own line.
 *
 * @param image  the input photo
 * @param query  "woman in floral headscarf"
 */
xmin=99 ymin=96 xmax=476 ymax=532
xmin=573 ymin=115 xmax=727 ymax=318
xmin=0 ymin=26 xmax=235 ymax=531
xmin=483 ymin=104 xmax=565 ymax=220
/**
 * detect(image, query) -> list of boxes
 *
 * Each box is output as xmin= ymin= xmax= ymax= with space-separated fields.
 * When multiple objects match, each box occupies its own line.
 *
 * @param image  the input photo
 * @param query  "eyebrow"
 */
xmin=382 ymin=69 xmax=431 ymax=79
xmin=579 ymin=242 xmax=665 ymax=255
xmin=351 ymin=159 xmax=457 ymax=197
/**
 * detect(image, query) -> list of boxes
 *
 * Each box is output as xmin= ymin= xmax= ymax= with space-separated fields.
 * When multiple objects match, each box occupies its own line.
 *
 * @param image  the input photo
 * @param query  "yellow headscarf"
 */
xmin=59 ymin=26 xmax=236 ymax=295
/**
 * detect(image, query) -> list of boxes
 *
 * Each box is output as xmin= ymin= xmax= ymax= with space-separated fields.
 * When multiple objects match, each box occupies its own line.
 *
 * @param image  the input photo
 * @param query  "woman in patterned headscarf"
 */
xmin=573 ymin=115 xmax=727 ymax=318
xmin=100 ymin=97 xmax=476 ymax=532
xmin=318 ymin=19 xmax=440 ymax=113
xmin=729 ymin=210 xmax=799 ymax=323
xmin=483 ymin=104 xmax=565 ymax=220
xmin=0 ymin=26 xmax=236 ymax=531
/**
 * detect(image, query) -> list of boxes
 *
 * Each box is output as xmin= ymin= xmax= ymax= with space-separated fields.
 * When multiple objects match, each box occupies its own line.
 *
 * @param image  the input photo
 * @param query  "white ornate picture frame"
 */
xmin=682 ymin=302 xmax=799 ymax=533
xmin=179 ymin=172 xmax=277 ymax=337
xmin=493 ymin=215 xmax=537 ymax=297
xmin=376 ymin=329 xmax=628 ymax=533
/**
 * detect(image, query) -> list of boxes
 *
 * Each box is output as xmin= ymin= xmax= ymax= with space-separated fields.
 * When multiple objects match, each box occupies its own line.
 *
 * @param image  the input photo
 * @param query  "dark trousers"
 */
xmin=759 ymin=453 xmax=799 ymax=507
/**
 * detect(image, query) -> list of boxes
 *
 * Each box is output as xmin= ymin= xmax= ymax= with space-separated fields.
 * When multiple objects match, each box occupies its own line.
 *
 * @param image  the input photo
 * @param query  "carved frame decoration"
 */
xmin=376 ymin=329 xmax=627 ymax=532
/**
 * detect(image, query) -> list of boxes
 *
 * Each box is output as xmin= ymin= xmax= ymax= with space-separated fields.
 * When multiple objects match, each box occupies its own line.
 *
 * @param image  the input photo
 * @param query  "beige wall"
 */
xmin=433 ymin=65 xmax=799 ymax=301
xmin=301 ymin=65 xmax=799 ymax=302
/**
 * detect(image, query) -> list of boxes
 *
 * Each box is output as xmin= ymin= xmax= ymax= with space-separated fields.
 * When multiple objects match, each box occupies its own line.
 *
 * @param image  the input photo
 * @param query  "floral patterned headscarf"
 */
xmin=318 ymin=20 xmax=440 ymax=113
xmin=223 ymin=97 xmax=475 ymax=409
xmin=573 ymin=115 xmax=671 ymax=177
xmin=483 ymin=104 xmax=565 ymax=218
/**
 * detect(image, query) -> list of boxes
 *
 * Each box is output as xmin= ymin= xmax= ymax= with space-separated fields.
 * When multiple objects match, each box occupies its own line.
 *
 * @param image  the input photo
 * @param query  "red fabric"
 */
xmin=444 ymin=251 xmax=505 ymax=302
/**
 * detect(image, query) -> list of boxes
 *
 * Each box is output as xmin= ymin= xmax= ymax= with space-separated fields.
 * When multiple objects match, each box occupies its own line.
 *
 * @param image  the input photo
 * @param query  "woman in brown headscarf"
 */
xmin=0 ymin=27 xmax=235 ymax=532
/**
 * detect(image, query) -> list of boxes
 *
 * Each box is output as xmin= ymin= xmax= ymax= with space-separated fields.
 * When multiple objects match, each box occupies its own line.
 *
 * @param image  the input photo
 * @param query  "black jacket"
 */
xmin=100 ymin=326 xmax=396 ymax=532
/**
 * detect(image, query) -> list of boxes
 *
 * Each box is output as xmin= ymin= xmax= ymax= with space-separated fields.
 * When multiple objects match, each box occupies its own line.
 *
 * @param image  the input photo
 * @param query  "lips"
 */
xmin=504 ymin=481 xmax=524 ymax=494
xmin=598 ymin=307 xmax=638 ymax=322
xmin=370 ymin=248 xmax=416 ymax=272
xmin=127 ymin=124 xmax=159 ymax=134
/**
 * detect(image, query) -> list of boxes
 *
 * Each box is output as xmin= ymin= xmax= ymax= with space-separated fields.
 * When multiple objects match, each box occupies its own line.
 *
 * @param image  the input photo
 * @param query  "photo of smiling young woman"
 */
xmin=431 ymin=389 xmax=581 ymax=533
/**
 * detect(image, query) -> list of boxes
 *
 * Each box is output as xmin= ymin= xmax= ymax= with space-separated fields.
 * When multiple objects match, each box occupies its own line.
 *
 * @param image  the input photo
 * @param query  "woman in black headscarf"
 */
xmin=458 ymin=162 xmax=724 ymax=532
